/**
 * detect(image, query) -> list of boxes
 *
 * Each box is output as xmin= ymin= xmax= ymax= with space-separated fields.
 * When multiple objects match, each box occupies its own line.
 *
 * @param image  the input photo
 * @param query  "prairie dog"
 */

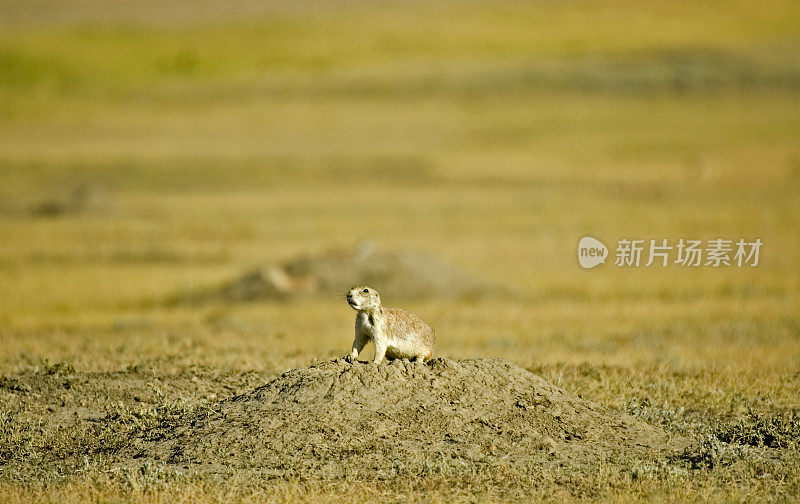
xmin=346 ymin=286 xmax=435 ymax=364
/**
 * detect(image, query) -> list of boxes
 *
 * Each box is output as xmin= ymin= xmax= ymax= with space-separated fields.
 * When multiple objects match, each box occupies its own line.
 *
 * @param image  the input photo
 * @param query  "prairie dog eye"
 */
xmin=362 ymin=288 xmax=369 ymax=293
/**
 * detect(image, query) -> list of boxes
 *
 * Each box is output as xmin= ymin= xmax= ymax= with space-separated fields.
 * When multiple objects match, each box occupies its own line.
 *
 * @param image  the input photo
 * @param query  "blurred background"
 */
xmin=0 ymin=0 xmax=798 ymax=374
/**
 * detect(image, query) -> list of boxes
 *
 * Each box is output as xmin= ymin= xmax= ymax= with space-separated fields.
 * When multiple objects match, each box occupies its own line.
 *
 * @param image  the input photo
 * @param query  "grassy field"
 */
xmin=1 ymin=0 xmax=799 ymax=501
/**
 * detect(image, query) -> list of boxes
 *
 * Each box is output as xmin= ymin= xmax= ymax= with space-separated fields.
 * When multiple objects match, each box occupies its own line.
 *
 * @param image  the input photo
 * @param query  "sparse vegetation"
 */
xmin=1 ymin=0 xmax=799 ymax=502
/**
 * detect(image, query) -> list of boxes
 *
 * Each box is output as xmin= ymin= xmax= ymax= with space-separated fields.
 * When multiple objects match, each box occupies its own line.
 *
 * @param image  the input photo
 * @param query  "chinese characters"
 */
xmin=613 ymin=238 xmax=762 ymax=267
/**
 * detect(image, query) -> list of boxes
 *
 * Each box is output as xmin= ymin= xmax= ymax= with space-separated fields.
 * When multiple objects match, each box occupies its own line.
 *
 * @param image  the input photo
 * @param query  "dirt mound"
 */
xmin=281 ymin=242 xmax=493 ymax=300
xmin=132 ymin=358 xmax=683 ymax=479
xmin=186 ymin=242 xmax=498 ymax=304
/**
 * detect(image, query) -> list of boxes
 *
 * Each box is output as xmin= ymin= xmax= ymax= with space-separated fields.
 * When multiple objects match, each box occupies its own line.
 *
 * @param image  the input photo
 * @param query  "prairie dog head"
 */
xmin=346 ymin=285 xmax=381 ymax=311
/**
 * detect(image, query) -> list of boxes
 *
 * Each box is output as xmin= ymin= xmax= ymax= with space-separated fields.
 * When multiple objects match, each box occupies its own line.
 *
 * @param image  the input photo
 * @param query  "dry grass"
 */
xmin=1 ymin=0 xmax=799 ymax=501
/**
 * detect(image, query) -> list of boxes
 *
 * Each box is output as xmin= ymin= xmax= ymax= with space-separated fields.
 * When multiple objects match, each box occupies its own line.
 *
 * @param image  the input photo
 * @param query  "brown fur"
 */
xmin=346 ymin=285 xmax=435 ymax=363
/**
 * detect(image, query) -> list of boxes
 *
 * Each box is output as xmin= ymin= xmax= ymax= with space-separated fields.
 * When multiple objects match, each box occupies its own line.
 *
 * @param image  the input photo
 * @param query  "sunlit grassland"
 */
xmin=1 ymin=0 xmax=799 ymax=501
xmin=0 ymin=0 xmax=797 ymax=390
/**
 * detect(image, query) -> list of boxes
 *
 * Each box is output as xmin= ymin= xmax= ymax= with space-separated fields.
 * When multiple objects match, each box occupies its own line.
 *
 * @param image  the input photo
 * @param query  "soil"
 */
xmin=0 ymin=360 xmax=796 ymax=498
xmin=127 ymin=358 xmax=685 ymax=480
xmin=1 ymin=358 xmax=699 ymax=484
xmin=280 ymin=244 xmax=495 ymax=300
xmin=186 ymin=242 xmax=501 ymax=304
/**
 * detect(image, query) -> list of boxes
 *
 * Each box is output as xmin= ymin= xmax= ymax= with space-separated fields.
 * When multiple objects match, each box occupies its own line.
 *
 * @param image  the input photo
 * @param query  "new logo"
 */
xmin=578 ymin=236 xmax=608 ymax=269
